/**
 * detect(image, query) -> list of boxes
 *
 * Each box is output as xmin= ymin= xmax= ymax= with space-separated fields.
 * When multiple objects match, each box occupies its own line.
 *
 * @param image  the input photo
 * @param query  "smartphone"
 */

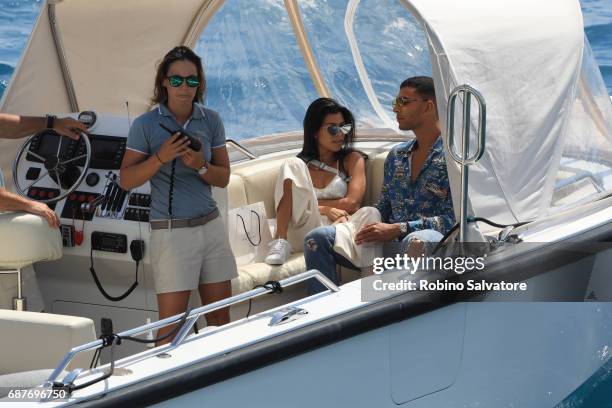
xmin=158 ymin=122 xmax=202 ymax=151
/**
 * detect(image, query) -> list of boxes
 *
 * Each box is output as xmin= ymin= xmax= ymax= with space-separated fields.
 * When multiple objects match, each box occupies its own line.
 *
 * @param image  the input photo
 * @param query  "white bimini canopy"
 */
xmin=403 ymin=0 xmax=612 ymax=223
xmin=404 ymin=0 xmax=587 ymax=224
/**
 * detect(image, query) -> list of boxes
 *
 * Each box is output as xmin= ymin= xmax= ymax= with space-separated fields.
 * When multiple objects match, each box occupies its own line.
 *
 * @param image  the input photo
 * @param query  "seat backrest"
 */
xmin=231 ymin=157 xmax=287 ymax=217
xmin=0 ymin=213 xmax=62 ymax=270
xmin=228 ymin=151 xmax=390 ymax=215
xmin=0 ymin=310 xmax=96 ymax=374
xmin=365 ymin=151 xmax=389 ymax=207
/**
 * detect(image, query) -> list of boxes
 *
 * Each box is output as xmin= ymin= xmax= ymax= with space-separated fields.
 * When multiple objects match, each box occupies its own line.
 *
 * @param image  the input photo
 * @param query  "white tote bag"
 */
xmin=228 ymin=202 xmax=273 ymax=266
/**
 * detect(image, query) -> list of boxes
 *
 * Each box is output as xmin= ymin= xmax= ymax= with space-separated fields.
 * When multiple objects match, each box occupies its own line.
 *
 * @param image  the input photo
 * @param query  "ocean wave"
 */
xmin=599 ymin=66 xmax=612 ymax=95
xmin=0 ymin=62 xmax=14 ymax=76
xmin=0 ymin=80 xmax=6 ymax=100
xmin=585 ymin=23 xmax=612 ymax=46
xmin=600 ymin=65 xmax=612 ymax=79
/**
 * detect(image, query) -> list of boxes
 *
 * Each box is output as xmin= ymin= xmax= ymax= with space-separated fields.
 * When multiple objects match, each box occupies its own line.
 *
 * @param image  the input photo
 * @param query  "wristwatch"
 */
xmin=396 ymin=222 xmax=409 ymax=238
xmin=46 ymin=114 xmax=56 ymax=129
xmin=197 ymin=161 xmax=209 ymax=175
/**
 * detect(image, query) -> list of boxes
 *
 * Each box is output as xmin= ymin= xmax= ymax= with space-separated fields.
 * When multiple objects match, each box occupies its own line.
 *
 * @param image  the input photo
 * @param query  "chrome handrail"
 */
xmin=45 ymin=270 xmax=338 ymax=385
xmin=226 ymin=138 xmax=258 ymax=160
xmin=445 ymin=84 xmax=487 ymax=242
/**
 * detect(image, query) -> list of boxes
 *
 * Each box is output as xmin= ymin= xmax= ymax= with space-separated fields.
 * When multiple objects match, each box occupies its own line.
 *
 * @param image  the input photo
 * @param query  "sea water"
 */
xmin=582 ymin=0 xmax=612 ymax=95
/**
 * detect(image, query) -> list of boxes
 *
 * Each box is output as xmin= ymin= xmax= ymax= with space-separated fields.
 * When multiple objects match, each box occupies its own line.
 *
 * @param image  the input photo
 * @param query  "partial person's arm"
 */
xmin=354 ymin=222 xmax=402 ymax=244
xmin=407 ymin=214 xmax=455 ymax=235
xmin=119 ymin=150 xmax=162 ymax=190
xmin=355 ymin=213 xmax=455 ymax=245
xmin=0 ymin=187 xmax=60 ymax=228
xmin=182 ymin=110 xmax=231 ymax=188
xmin=202 ymin=146 xmax=231 ymax=187
xmin=182 ymin=145 xmax=231 ymax=188
xmin=0 ymin=113 xmax=87 ymax=140
xmin=318 ymin=152 xmax=366 ymax=215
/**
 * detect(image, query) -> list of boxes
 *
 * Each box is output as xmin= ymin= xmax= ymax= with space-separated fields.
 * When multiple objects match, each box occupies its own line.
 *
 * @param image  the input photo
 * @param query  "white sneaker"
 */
xmin=265 ymin=239 xmax=292 ymax=265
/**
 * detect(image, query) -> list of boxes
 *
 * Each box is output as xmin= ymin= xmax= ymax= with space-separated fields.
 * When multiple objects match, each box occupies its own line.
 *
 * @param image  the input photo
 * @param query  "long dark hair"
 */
xmin=297 ymin=98 xmax=360 ymax=169
xmin=152 ymin=46 xmax=206 ymax=105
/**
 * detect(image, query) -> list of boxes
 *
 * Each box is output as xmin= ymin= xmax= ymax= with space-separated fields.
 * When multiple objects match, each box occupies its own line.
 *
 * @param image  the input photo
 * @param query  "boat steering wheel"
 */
xmin=12 ymin=129 xmax=92 ymax=204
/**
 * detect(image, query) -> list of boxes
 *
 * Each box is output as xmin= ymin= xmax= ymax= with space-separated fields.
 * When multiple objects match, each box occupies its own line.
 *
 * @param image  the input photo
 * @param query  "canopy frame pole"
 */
xmin=445 ymin=85 xmax=487 ymax=242
xmin=181 ymin=0 xmax=226 ymax=47
xmin=284 ymin=0 xmax=330 ymax=98
xmin=344 ymin=0 xmax=396 ymax=129
xmin=48 ymin=3 xmax=79 ymax=112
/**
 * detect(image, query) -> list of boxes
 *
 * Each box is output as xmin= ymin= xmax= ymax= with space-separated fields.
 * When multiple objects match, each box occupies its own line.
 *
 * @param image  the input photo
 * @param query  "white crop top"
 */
xmin=313 ymin=174 xmax=348 ymax=200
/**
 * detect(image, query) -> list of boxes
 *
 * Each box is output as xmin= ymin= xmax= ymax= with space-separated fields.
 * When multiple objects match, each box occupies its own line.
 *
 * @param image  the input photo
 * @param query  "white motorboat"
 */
xmin=0 ymin=0 xmax=611 ymax=406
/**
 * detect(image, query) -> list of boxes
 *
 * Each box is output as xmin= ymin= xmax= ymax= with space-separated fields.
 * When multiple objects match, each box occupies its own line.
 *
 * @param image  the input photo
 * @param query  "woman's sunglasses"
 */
xmin=327 ymin=124 xmax=352 ymax=136
xmin=167 ymin=75 xmax=200 ymax=88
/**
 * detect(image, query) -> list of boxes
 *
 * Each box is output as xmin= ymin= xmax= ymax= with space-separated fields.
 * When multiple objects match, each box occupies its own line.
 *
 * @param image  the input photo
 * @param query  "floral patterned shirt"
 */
xmin=375 ymin=136 xmax=455 ymax=234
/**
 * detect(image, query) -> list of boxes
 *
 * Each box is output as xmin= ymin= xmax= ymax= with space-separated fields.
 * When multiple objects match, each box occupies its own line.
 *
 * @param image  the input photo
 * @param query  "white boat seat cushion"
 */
xmin=0 ymin=310 xmax=96 ymax=375
xmin=232 ymin=253 xmax=306 ymax=294
xmin=232 ymin=158 xmax=287 ymax=218
xmin=0 ymin=212 xmax=62 ymax=270
xmin=227 ymin=174 xmax=248 ymax=209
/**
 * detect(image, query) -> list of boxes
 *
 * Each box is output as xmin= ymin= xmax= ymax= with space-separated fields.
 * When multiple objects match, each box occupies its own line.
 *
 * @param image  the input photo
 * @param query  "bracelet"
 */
xmin=46 ymin=114 xmax=56 ymax=129
xmin=155 ymin=152 xmax=165 ymax=165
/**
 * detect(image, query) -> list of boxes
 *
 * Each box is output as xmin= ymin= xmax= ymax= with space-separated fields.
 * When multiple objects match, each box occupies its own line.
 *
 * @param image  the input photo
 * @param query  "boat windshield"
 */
xmin=195 ymin=1 xmax=319 ymax=141
xmin=549 ymin=36 xmax=612 ymax=212
xmin=195 ymin=0 xmax=431 ymax=140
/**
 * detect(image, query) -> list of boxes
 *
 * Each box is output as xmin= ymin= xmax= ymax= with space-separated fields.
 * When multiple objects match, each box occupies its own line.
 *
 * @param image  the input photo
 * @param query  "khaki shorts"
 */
xmin=149 ymin=216 xmax=238 ymax=294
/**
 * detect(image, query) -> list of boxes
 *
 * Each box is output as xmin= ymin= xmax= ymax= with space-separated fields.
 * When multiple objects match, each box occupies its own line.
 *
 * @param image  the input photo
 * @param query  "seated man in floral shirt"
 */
xmin=304 ymin=76 xmax=455 ymax=292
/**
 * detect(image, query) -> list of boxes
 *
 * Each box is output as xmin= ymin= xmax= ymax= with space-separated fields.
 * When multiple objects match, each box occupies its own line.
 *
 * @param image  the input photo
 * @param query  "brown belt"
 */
xmin=150 ymin=208 xmax=219 ymax=230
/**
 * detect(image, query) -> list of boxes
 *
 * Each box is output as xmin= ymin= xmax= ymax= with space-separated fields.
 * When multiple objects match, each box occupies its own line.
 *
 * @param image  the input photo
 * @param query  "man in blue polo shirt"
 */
xmin=304 ymin=76 xmax=455 ymax=292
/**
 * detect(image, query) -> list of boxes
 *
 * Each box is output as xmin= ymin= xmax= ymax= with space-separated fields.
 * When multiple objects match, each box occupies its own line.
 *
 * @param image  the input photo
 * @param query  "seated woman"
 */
xmin=265 ymin=97 xmax=380 ymax=267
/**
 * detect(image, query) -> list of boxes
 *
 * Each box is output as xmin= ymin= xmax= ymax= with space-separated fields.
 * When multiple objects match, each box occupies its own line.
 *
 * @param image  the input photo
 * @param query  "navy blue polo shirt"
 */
xmin=126 ymin=103 xmax=226 ymax=220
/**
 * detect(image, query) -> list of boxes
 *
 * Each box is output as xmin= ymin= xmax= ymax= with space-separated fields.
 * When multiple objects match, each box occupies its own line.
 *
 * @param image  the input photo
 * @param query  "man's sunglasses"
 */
xmin=327 ymin=124 xmax=352 ymax=136
xmin=392 ymin=96 xmax=430 ymax=108
xmin=167 ymin=75 xmax=200 ymax=88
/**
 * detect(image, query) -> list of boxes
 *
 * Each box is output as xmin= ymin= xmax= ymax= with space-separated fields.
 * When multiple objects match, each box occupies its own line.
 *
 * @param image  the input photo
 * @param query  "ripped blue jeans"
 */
xmin=303 ymin=226 xmax=443 ymax=294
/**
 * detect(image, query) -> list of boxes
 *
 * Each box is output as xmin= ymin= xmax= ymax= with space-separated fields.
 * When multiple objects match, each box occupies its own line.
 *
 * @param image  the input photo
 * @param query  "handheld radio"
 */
xmin=158 ymin=122 xmax=202 ymax=151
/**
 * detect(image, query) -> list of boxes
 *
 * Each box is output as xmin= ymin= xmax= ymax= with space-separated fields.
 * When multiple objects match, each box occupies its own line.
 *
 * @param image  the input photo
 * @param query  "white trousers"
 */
xmin=273 ymin=157 xmax=382 ymax=266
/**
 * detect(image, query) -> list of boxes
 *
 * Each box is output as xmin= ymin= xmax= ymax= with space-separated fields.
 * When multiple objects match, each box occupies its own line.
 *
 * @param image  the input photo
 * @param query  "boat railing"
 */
xmin=226 ymin=138 xmax=258 ymax=160
xmin=445 ymin=84 xmax=487 ymax=242
xmin=45 ymin=269 xmax=339 ymax=386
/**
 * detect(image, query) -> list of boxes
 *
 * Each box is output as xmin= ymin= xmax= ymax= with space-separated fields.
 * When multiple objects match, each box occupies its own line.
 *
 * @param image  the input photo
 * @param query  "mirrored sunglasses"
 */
xmin=167 ymin=75 xmax=200 ymax=88
xmin=327 ymin=124 xmax=352 ymax=136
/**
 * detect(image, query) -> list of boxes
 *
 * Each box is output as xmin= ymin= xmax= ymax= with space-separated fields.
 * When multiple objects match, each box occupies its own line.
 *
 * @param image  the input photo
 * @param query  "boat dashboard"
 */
xmin=13 ymin=113 xmax=153 ymax=257
xmin=30 ymin=132 xmax=147 ymax=215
